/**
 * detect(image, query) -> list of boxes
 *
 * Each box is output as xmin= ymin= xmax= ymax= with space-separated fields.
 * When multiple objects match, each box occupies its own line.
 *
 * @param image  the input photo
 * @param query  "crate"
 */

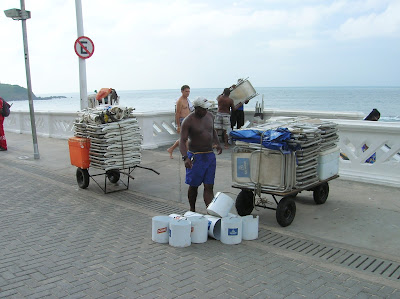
xmin=317 ymin=147 xmax=339 ymax=180
xmin=68 ymin=137 xmax=90 ymax=169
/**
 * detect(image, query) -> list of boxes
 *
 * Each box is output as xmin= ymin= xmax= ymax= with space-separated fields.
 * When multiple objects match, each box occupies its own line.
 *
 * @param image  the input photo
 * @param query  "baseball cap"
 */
xmin=192 ymin=97 xmax=212 ymax=109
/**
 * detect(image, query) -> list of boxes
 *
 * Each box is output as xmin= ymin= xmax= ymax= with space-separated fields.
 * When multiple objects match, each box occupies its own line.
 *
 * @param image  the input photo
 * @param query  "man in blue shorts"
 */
xmin=180 ymin=97 xmax=223 ymax=212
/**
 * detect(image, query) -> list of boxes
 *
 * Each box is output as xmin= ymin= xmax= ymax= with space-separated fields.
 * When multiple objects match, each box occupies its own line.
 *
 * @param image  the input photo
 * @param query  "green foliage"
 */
xmin=0 ymin=83 xmax=38 ymax=101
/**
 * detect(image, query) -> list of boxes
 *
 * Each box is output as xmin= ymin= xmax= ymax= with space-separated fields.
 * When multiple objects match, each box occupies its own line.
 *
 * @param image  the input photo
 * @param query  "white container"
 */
xmin=221 ymin=216 xmax=242 ymax=245
xmin=207 ymin=216 xmax=221 ymax=240
xmin=186 ymin=215 xmax=208 ymax=243
xmin=242 ymin=215 xmax=259 ymax=240
xmin=169 ymin=218 xmax=191 ymax=247
xmin=151 ymin=216 xmax=171 ymax=243
xmin=317 ymin=147 xmax=340 ymax=180
xmin=207 ymin=192 xmax=234 ymax=218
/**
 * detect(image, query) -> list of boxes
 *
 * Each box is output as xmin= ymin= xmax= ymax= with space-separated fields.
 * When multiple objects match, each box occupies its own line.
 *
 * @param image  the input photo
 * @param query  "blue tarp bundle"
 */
xmin=230 ymin=128 xmax=297 ymax=153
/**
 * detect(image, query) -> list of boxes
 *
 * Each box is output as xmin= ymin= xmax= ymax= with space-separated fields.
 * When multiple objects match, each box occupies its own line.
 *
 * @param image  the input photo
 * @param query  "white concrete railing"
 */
xmin=4 ymin=110 xmax=178 ymax=148
xmin=335 ymin=119 xmax=400 ymax=188
xmin=5 ymin=110 xmax=400 ymax=187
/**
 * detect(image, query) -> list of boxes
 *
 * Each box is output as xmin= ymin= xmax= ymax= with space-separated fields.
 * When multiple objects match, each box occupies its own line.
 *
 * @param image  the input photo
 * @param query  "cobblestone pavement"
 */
xmin=0 ymin=133 xmax=399 ymax=298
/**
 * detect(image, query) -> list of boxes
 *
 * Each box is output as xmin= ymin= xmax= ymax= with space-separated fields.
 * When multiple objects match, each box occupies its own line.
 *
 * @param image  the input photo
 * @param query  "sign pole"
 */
xmin=21 ymin=0 xmax=40 ymax=159
xmin=75 ymin=0 xmax=88 ymax=110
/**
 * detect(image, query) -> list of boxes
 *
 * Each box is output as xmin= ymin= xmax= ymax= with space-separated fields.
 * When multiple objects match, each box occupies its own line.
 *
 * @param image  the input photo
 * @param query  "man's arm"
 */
xmin=230 ymin=98 xmax=237 ymax=112
xmin=179 ymin=118 xmax=193 ymax=168
xmin=212 ymin=115 xmax=223 ymax=155
xmin=175 ymin=98 xmax=182 ymax=132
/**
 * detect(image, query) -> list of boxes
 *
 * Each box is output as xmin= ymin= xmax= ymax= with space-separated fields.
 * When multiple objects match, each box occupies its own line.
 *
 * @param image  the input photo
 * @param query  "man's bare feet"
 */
xmin=167 ymin=147 xmax=174 ymax=159
xmin=224 ymin=145 xmax=229 ymax=149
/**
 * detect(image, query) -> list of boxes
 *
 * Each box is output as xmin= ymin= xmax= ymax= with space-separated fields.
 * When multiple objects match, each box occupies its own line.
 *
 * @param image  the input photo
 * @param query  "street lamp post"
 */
xmin=75 ymin=0 xmax=88 ymax=110
xmin=4 ymin=0 xmax=40 ymax=159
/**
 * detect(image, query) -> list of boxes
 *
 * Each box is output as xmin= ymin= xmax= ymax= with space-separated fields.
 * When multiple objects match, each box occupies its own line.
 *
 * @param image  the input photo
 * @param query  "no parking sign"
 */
xmin=74 ymin=36 xmax=94 ymax=59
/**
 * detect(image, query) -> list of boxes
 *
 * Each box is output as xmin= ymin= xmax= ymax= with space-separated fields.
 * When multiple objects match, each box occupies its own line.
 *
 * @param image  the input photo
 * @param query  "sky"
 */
xmin=0 ymin=0 xmax=399 ymax=94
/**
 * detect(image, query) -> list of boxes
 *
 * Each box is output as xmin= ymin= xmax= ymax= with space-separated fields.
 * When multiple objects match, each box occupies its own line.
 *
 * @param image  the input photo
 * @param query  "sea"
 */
xmin=8 ymin=86 xmax=400 ymax=122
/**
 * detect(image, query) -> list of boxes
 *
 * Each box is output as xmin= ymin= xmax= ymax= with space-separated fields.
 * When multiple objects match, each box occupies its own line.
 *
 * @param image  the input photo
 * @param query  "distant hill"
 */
xmin=0 ymin=83 xmax=65 ymax=101
xmin=0 ymin=83 xmax=38 ymax=101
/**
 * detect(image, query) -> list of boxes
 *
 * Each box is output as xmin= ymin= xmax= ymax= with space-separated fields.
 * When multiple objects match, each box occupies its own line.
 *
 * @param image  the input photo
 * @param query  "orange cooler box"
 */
xmin=68 ymin=137 xmax=90 ymax=169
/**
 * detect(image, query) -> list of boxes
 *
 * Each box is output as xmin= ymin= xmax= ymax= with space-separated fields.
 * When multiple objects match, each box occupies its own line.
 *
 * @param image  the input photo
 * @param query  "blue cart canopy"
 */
xmin=230 ymin=128 xmax=298 ymax=153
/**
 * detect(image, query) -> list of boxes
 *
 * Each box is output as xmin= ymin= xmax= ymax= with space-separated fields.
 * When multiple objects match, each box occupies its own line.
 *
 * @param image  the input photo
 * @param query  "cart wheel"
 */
xmin=76 ymin=168 xmax=89 ymax=189
xmin=235 ymin=190 xmax=254 ymax=216
xmin=106 ymin=170 xmax=120 ymax=183
xmin=276 ymin=196 xmax=296 ymax=227
xmin=313 ymin=182 xmax=329 ymax=204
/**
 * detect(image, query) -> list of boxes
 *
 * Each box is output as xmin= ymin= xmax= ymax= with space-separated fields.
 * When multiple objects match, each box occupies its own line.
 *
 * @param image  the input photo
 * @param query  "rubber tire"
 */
xmin=106 ymin=170 xmax=120 ymax=183
xmin=235 ymin=190 xmax=254 ymax=216
xmin=313 ymin=182 xmax=329 ymax=204
xmin=276 ymin=196 xmax=296 ymax=227
xmin=76 ymin=168 xmax=89 ymax=189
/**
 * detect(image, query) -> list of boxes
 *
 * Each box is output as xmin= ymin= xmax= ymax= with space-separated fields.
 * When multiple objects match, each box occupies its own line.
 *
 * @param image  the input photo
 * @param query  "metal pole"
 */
xmin=75 ymin=0 xmax=88 ymax=110
xmin=20 ymin=0 xmax=40 ymax=159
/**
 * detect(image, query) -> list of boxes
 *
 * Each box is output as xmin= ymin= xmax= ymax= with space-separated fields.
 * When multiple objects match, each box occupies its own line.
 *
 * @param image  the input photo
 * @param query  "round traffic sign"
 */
xmin=74 ymin=36 xmax=94 ymax=59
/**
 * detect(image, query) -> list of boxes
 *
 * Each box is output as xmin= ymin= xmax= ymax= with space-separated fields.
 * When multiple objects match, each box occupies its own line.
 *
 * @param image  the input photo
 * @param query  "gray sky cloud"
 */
xmin=0 ymin=0 xmax=399 ymax=93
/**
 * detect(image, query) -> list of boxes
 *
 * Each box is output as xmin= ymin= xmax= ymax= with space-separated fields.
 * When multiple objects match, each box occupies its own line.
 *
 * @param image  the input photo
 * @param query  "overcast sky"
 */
xmin=1 ymin=0 xmax=399 ymax=94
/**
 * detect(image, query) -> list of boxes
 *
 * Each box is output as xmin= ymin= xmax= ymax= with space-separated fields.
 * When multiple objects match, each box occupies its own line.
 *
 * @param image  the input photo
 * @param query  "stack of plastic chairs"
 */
xmin=74 ymin=107 xmax=142 ymax=172
xmin=231 ymin=116 xmax=339 ymax=193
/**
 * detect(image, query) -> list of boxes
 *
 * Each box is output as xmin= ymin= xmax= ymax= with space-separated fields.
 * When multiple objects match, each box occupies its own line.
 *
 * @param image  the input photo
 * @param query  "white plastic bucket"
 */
xmin=152 ymin=215 xmax=171 ymax=243
xmin=242 ymin=215 xmax=259 ymax=240
xmin=186 ymin=215 xmax=208 ymax=243
xmin=169 ymin=218 xmax=191 ymax=247
xmin=221 ymin=216 xmax=242 ymax=245
xmin=207 ymin=192 xmax=234 ymax=218
xmin=207 ymin=216 xmax=221 ymax=240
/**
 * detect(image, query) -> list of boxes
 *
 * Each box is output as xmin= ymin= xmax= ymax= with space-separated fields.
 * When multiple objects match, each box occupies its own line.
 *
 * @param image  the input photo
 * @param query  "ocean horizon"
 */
xmin=8 ymin=86 xmax=400 ymax=122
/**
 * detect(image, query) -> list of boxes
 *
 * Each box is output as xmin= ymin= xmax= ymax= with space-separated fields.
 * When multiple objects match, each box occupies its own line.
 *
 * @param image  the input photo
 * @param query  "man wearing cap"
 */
xmin=180 ymin=97 xmax=222 ymax=212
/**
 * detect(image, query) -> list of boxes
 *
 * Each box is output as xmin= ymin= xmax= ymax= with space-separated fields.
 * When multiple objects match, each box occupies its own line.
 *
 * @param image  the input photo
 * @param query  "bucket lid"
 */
xmin=170 ymin=218 xmax=190 ymax=226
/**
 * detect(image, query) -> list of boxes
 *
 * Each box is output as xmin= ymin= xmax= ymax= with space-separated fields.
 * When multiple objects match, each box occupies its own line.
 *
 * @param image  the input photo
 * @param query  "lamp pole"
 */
xmin=4 ymin=0 xmax=40 ymax=159
xmin=75 ymin=0 xmax=88 ymax=110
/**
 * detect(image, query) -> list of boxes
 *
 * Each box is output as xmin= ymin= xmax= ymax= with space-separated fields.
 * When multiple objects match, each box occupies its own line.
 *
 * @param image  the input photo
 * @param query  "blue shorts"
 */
xmin=185 ymin=152 xmax=216 ymax=187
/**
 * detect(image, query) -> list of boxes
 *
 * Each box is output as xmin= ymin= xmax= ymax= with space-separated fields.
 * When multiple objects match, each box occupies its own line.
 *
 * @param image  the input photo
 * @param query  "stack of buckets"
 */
xmin=151 ymin=192 xmax=259 ymax=247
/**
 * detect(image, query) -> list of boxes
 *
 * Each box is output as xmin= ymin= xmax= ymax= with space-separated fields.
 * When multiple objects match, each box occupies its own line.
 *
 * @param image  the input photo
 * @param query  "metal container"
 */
xmin=230 ymin=79 xmax=257 ymax=106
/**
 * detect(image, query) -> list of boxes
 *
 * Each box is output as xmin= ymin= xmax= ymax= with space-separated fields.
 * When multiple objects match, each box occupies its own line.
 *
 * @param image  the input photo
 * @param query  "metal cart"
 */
xmin=233 ymin=174 xmax=338 ymax=227
xmin=75 ymin=165 xmax=159 ymax=194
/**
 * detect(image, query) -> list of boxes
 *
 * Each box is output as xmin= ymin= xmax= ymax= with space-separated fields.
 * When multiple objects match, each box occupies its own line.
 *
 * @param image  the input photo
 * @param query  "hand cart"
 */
xmin=233 ymin=174 xmax=339 ymax=227
xmin=69 ymin=136 xmax=159 ymax=194
xmin=75 ymin=165 xmax=159 ymax=194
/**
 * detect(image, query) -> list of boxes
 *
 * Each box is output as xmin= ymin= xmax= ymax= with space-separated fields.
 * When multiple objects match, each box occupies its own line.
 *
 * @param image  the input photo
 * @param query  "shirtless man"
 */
xmin=215 ymin=88 xmax=236 ymax=148
xmin=180 ymin=97 xmax=222 ymax=212
xmin=167 ymin=85 xmax=192 ymax=158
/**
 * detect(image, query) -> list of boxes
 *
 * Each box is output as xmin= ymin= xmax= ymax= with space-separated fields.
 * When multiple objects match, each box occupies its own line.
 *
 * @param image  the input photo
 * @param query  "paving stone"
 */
xmin=1 ymin=157 xmax=400 ymax=299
